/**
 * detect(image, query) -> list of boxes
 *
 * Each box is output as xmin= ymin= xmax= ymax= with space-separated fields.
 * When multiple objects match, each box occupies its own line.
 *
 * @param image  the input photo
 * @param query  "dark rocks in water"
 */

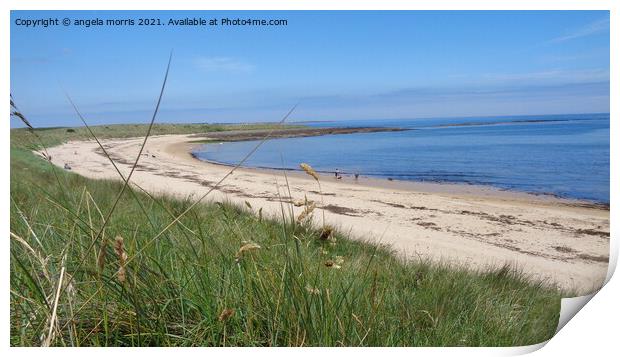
xmin=191 ymin=126 xmax=411 ymax=142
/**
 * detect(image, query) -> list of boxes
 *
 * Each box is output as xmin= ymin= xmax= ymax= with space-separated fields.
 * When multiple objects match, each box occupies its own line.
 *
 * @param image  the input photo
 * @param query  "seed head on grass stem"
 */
xmin=218 ymin=308 xmax=235 ymax=322
xmin=114 ymin=236 xmax=128 ymax=283
xmin=296 ymin=202 xmax=316 ymax=223
xmin=299 ymin=163 xmax=326 ymax=228
xmin=300 ymin=163 xmax=319 ymax=182
xmin=10 ymin=94 xmax=34 ymax=131
xmin=97 ymin=237 xmax=108 ymax=273
xmin=235 ymin=242 xmax=261 ymax=262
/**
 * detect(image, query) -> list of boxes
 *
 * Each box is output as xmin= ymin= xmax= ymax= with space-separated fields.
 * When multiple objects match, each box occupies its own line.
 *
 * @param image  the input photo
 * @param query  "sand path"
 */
xmin=45 ymin=134 xmax=610 ymax=294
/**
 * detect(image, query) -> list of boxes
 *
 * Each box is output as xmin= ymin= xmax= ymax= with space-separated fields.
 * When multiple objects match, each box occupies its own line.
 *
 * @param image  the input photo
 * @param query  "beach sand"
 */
xmin=45 ymin=134 xmax=610 ymax=294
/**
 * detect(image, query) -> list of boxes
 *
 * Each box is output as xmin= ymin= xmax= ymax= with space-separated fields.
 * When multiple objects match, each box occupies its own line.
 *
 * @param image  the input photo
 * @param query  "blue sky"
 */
xmin=10 ymin=10 xmax=610 ymax=127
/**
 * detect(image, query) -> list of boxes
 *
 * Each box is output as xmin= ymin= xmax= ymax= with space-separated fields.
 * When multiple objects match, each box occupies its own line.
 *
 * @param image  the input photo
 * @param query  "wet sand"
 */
xmin=45 ymin=134 xmax=610 ymax=294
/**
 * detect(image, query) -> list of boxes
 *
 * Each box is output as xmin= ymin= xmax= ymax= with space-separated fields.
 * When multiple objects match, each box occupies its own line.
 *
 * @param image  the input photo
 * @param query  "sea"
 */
xmin=191 ymin=113 xmax=610 ymax=204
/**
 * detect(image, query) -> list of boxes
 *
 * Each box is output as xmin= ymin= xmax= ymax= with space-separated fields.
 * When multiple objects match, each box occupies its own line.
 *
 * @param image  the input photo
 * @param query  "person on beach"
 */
xmin=335 ymin=168 xmax=340 ymax=179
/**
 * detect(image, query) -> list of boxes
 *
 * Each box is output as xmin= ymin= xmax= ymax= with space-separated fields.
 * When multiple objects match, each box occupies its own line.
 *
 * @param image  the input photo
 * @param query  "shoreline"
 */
xmin=187 ymin=139 xmax=609 ymax=210
xmin=190 ymin=149 xmax=610 ymax=210
xmin=45 ymin=134 xmax=610 ymax=294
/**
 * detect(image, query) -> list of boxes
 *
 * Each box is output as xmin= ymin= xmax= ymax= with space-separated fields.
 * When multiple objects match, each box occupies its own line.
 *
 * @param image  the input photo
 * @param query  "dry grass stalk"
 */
xmin=56 ymin=52 xmax=172 ymax=291
xmin=10 ymin=231 xmax=51 ymax=284
xmin=296 ymin=202 xmax=316 ymax=223
xmin=293 ymin=195 xmax=314 ymax=207
xmin=97 ymin=238 xmax=108 ymax=272
xmin=300 ymin=163 xmax=319 ymax=182
xmin=11 ymin=95 xmax=34 ymax=131
xmin=114 ymin=236 xmax=128 ymax=283
xmin=42 ymin=260 xmax=66 ymax=347
xmin=218 ymin=308 xmax=235 ymax=322
xmin=235 ymin=242 xmax=261 ymax=262
xmin=298 ymin=162 xmax=326 ymax=228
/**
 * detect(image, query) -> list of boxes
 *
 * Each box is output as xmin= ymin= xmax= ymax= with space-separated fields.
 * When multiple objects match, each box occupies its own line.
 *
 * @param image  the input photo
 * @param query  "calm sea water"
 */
xmin=192 ymin=113 xmax=610 ymax=203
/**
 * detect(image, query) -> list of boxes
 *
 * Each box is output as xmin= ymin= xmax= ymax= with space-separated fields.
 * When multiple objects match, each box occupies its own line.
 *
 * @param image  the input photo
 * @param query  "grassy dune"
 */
xmin=10 ymin=125 xmax=561 ymax=346
xmin=10 ymin=123 xmax=304 ymax=150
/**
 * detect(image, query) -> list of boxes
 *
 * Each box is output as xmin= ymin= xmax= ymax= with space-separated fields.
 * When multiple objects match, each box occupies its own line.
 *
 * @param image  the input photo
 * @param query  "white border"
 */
xmin=3 ymin=1 xmax=616 ymax=356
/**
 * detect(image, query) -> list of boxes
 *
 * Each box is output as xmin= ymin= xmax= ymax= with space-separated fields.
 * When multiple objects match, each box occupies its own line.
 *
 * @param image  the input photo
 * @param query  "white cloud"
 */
xmin=550 ymin=17 xmax=609 ymax=43
xmin=194 ymin=57 xmax=254 ymax=73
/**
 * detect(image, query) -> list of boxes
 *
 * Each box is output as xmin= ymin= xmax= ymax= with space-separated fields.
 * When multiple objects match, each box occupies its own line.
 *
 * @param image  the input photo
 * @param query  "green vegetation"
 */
xmin=10 ymin=125 xmax=561 ymax=347
xmin=10 ymin=122 xmax=303 ymax=149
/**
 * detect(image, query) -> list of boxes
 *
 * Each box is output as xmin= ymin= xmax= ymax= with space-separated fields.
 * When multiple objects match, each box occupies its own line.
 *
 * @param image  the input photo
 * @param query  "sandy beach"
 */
xmin=45 ymin=134 xmax=610 ymax=294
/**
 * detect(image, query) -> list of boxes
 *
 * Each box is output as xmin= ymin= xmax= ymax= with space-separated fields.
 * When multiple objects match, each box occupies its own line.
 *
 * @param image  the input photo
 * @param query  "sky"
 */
xmin=10 ymin=10 xmax=610 ymax=127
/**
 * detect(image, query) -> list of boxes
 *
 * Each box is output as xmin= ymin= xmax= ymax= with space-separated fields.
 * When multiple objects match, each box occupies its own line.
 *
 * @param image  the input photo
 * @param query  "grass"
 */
xmin=10 ymin=122 xmax=304 ymax=150
xmin=10 ymin=124 xmax=562 ymax=346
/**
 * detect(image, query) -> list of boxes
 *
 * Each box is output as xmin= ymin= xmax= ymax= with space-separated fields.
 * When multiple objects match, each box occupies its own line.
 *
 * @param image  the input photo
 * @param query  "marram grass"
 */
xmin=10 ymin=139 xmax=561 ymax=347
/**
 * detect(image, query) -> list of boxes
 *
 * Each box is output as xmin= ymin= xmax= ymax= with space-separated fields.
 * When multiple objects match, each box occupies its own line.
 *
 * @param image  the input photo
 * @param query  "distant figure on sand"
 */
xmin=335 ymin=168 xmax=340 ymax=179
xmin=354 ymin=172 xmax=359 ymax=181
